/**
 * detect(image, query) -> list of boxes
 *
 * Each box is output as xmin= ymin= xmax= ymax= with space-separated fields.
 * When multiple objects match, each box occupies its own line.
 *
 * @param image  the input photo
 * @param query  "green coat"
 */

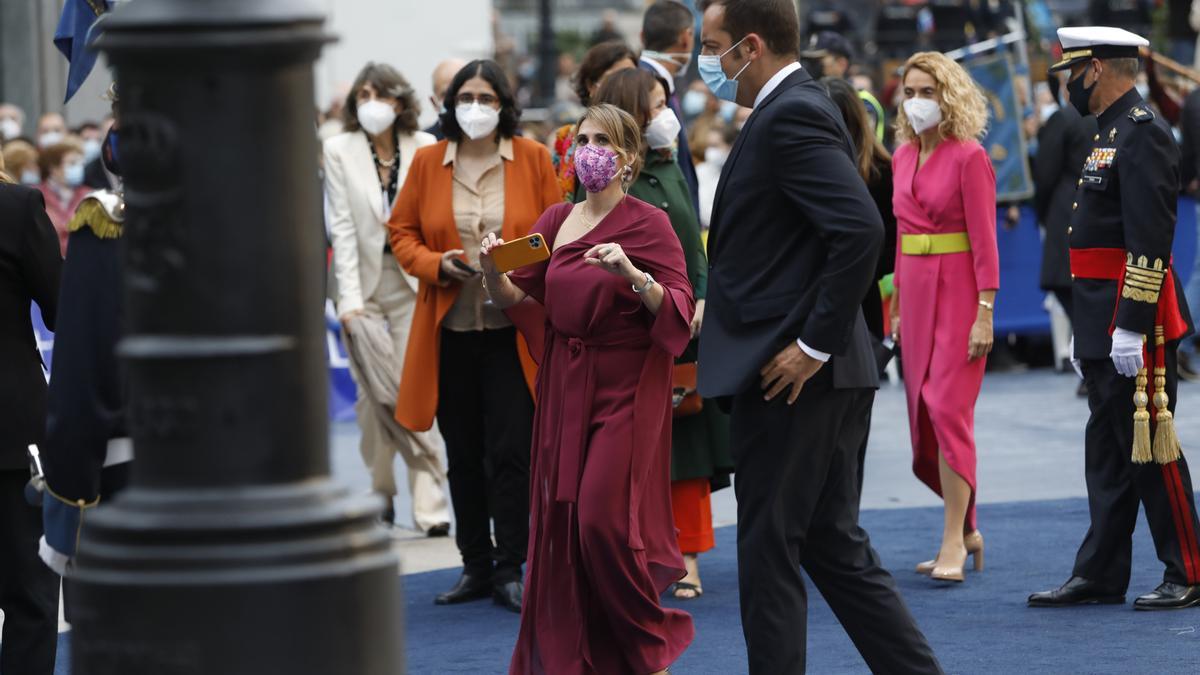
xmin=573 ymin=150 xmax=733 ymax=487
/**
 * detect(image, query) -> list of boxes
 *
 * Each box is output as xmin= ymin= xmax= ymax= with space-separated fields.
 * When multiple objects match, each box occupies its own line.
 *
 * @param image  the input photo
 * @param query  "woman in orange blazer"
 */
xmin=388 ymin=59 xmax=559 ymax=613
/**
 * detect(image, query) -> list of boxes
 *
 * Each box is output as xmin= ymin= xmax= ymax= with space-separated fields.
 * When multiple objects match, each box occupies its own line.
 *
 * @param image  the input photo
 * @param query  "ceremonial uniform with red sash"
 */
xmin=1066 ymin=86 xmax=1200 ymax=599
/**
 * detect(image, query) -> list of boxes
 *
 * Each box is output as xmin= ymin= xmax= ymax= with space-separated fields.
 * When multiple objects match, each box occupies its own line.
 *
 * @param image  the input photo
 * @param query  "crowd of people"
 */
xmin=6 ymin=0 xmax=1200 ymax=673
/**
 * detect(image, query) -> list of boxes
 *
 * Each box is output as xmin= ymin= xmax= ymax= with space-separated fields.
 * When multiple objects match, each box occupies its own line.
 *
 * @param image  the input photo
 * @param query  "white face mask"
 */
xmin=643 ymin=50 xmax=692 ymax=78
xmin=20 ymin=169 xmax=40 ymax=185
xmin=38 ymin=131 xmax=64 ymax=149
xmin=704 ymin=146 xmax=729 ymax=167
xmin=357 ymin=99 xmax=397 ymax=136
xmin=455 ymin=102 xmax=501 ymax=140
xmin=0 ymin=118 xmax=20 ymax=141
xmin=903 ymin=97 xmax=942 ymax=135
xmin=82 ymin=138 xmax=102 ymax=163
xmin=644 ymin=108 xmax=682 ymax=150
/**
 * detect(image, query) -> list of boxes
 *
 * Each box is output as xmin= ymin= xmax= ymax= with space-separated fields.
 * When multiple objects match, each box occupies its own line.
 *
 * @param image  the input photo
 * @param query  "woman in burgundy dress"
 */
xmin=481 ymin=103 xmax=694 ymax=674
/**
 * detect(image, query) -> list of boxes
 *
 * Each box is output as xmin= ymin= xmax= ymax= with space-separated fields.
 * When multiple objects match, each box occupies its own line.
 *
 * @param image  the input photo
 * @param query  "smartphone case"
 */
xmin=493 ymin=233 xmax=550 ymax=273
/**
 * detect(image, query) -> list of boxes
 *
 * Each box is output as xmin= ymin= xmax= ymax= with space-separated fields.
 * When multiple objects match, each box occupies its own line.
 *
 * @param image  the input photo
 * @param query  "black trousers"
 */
xmin=437 ymin=327 xmax=533 ymax=584
xmin=1075 ymin=350 xmax=1200 ymax=590
xmin=730 ymin=367 xmax=942 ymax=675
xmin=0 ymin=470 xmax=59 ymax=675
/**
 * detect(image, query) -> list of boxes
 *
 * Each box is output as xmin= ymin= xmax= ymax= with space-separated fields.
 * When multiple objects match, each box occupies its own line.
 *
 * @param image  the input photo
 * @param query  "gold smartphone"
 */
xmin=492 ymin=233 xmax=551 ymax=273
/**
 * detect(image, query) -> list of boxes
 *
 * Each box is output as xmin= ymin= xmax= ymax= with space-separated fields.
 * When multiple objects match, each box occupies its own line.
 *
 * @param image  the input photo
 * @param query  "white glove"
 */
xmin=1069 ymin=335 xmax=1082 ymax=379
xmin=1110 ymin=327 xmax=1145 ymax=378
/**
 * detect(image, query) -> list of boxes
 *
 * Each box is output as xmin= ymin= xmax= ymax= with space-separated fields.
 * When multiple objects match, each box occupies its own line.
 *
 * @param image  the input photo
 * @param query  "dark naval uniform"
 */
xmin=1064 ymin=87 xmax=1200 ymax=600
xmin=39 ymin=189 xmax=131 ymax=591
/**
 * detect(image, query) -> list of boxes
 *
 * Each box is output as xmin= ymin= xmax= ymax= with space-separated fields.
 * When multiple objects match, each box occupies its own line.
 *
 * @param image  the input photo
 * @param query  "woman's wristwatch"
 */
xmin=632 ymin=272 xmax=656 ymax=294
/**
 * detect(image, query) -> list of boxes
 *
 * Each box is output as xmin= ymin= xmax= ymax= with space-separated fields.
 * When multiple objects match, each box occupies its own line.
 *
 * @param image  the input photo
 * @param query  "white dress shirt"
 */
xmin=640 ymin=56 xmax=676 ymax=95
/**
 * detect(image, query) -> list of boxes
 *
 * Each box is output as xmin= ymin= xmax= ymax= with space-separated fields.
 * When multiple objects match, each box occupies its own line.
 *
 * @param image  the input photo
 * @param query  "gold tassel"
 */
xmin=1133 ymin=367 xmax=1153 ymax=464
xmin=67 ymin=199 xmax=123 ymax=239
xmin=1152 ymin=327 xmax=1183 ymax=464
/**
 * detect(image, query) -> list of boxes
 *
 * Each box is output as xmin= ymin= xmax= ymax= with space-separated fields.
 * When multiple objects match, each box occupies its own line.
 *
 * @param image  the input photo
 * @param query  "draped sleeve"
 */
xmin=960 ymin=144 xmax=1000 ymax=292
xmin=622 ymin=205 xmax=695 ymax=357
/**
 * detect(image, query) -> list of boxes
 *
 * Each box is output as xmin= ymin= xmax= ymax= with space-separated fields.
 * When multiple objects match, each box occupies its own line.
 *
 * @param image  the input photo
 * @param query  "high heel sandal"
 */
xmin=915 ymin=530 xmax=985 ymax=576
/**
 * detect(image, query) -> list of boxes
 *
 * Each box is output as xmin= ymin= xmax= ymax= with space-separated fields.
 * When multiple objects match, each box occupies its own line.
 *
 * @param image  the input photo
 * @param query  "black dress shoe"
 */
xmin=1028 ymin=576 xmax=1125 ymax=607
xmin=1134 ymin=582 xmax=1200 ymax=610
xmin=426 ymin=522 xmax=450 ymax=538
xmin=376 ymin=493 xmax=395 ymax=527
xmin=434 ymin=573 xmax=492 ymax=605
xmin=493 ymin=580 xmax=524 ymax=614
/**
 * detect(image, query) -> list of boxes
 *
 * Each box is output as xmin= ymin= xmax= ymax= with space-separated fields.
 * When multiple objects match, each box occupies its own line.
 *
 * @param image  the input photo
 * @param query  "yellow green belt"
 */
xmin=900 ymin=232 xmax=971 ymax=256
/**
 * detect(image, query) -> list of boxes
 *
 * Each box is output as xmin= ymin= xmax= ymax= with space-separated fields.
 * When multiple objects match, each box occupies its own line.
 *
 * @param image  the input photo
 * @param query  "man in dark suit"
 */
xmin=696 ymin=1 xmax=942 ymax=673
xmin=0 ymin=177 xmax=63 ymax=675
xmin=639 ymin=0 xmax=700 ymax=212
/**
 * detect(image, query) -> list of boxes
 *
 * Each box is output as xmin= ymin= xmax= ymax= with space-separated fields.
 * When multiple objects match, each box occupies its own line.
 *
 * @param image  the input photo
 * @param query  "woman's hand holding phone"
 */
xmin=480 ymin=233 xmax=504 ymax=276
xmin=439 ymin=249 xmax=476 ymax=283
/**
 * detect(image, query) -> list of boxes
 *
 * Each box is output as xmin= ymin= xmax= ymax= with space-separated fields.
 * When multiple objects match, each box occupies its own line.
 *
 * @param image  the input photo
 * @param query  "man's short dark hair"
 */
xmin=439 ymin=59 xmax=521 ymax=143
xmin=699 ymin=0 xmax=801 ymax=58
xmin=643 ymin=1 xmax=694 ymax=51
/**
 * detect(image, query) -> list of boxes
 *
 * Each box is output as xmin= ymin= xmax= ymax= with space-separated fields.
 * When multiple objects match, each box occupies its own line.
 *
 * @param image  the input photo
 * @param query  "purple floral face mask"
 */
xmin=574 ymin=143 xmax=619 ymax=193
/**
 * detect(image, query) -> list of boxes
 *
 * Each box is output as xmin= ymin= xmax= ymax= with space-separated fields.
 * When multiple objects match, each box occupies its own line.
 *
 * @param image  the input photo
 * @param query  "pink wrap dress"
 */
xmin=893 ymin=138 xmax=1000 ymax=531
xmin=506 ymin=197 xmax=696 ymax=674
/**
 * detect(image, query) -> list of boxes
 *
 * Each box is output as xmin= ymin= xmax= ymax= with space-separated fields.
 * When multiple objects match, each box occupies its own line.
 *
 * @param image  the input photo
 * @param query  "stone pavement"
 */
xmin=340 ymin=367 xmax=1200 ymax=575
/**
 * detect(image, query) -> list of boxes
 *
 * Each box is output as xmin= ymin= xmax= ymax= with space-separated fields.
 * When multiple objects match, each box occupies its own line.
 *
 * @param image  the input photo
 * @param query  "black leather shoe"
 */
xmin=434 ymin=573 xmax=492 ymax=605
xmin=1134 ymin=582 xmax=1200 ymax=610
xmin=1028 ymin=576 xmax=1125 ymax=607
xmin=493 ymin=580 xmax=524 ymax=614
xmin=426 ymin=522 xmax=450 ymax=538
xmin=377 ymin=493 xmax=395 ymax=527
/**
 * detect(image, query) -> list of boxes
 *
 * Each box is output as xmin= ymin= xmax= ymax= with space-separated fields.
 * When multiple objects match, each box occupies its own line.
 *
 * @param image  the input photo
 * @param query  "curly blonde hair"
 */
xmin=895 ymin=52 xmax=989 ymax=144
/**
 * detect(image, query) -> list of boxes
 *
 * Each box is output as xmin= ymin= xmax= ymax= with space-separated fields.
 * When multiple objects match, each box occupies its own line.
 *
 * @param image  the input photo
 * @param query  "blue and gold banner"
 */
xmin=966 ymin=53 xmax=1034 ymax=202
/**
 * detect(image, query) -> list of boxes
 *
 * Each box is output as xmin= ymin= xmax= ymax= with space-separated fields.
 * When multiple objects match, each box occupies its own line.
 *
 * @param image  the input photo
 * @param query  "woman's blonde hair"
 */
xmin=0 ymin=148 xmax=10 ymax=185
xmin=576 ymin=103 xmax=643 ymax=185
xmin=895 ymin=51 xmax=989 ymax=144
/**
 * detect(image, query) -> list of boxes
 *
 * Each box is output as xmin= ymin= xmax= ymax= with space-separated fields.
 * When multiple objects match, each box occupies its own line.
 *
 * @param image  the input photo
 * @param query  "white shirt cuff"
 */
xmin=796 ymin=338 xmax=831 ymax=363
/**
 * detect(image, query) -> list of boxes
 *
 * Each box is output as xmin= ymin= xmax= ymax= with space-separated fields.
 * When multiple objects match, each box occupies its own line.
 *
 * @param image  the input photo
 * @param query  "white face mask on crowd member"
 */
xmin=38 ymin=131 xmax=64 ymax=149
xmin=356 ymin=99 xmax=397 ymax=136
xmin=643 ymin=50 xmax=693 ymax=78
xmin=644 ymin=108 xmax=681 ymax=150
xmin=82 ymin=138 xmax=102 ymax=163
xmin=0 ymin=118 xmax=20 ymax=141
xmin=455 ymin=102 xmax=501 ymax=140
xmin=903 ymin=97 xmax=942 ymax=135
xmin=64 ymin=161 xmax=85 ymax=187
xmin=704 ymin=145 xmax=729 ymax=167
xmin=20 ymin=169 xmax=40 ymax=185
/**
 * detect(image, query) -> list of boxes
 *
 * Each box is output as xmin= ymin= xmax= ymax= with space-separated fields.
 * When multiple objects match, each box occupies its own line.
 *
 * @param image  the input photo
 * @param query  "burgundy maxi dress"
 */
xmin=507 ymin=197 xmax=695 ymax=674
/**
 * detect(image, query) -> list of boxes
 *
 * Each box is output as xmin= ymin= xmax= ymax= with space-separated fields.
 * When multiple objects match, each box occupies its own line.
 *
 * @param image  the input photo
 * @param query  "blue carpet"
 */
xmin=401 ymin=498 xmax=1200 ymax=674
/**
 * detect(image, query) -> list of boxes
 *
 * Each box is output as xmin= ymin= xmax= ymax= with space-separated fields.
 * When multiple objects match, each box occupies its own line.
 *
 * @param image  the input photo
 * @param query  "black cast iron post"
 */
xmin=74 ymin=1 xmax=402 ymax=673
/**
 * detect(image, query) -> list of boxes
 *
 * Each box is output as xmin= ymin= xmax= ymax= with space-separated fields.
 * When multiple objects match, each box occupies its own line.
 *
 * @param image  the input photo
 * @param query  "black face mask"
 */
xmin=1067 ymin=64 xmax=1096 ymax=117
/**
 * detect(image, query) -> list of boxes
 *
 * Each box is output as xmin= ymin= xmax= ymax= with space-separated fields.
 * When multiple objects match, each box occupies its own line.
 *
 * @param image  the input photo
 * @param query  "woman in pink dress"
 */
xmin=890 ymin=52 xmax=999 ymax=584
xmin=481 ymin=103 xmax=694 ymax=674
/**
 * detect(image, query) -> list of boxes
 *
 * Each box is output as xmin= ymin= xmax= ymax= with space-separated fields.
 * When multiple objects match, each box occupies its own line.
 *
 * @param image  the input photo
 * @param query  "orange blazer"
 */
xmin=388 ymin=136 xmax=561 ymax=431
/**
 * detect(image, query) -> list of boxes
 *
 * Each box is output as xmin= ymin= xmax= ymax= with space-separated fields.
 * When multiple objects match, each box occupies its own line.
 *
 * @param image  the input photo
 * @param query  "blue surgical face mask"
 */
xmin=681 ymin=89 xmax=707 ymax=118
xmin=82 ymin=138 xmax=102 ymax=163
xmin=64 ymin=162 xmax=85 ymax=187
xmin=20 ymin=169 xmax=40 ymax=185
xmin=698 ymin=37 xmax=751 ymax=103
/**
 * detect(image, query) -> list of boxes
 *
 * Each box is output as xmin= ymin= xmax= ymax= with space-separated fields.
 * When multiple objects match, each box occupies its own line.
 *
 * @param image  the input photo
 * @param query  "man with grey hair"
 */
xmin=1029 ymin=26 xmax=1200 ymax=611
xmin=424 ymin=57 xmax=467 ymax=140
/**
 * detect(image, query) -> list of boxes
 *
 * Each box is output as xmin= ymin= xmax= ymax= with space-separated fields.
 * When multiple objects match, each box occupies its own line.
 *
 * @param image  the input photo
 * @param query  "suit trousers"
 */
xmin=0 ymin=470 xmax=59 ymax=675
xmin=353 ymin=255 xmax=450 ymax=531
xmin=731 ymin=366 xmax=942 ymax=675
xmin=437 ymin=326 xmax=533 ymax=584
xmin=1075 ymin=351 xmax=1200 ymax=589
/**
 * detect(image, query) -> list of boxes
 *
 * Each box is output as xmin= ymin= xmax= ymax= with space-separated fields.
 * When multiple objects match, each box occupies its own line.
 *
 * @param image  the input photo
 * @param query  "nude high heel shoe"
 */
xmin=915 ymin=530 xmax=985 ymax=575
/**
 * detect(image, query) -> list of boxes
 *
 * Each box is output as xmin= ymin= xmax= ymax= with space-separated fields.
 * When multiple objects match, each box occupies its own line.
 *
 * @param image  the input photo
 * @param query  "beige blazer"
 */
xmin=325 ymin=129 xmax=435 ymax=315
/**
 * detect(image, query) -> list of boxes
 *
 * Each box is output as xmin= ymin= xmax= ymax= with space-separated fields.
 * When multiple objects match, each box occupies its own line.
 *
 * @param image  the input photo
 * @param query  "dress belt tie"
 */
xmin=900 ymin=232 xmax=971 ymax=256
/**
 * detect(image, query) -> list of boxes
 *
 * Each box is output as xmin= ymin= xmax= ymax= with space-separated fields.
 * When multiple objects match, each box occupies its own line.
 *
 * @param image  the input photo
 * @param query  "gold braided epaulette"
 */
xmin=1122 ymin=254 xmax=1165 ymax=304
xmin=68 ymin=196 xmax=123 ymax=239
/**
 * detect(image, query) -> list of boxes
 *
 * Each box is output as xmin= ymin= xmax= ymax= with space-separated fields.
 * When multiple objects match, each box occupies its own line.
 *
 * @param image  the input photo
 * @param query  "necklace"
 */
xmin=578 ymin=202 xmax=602 ymax=229
xmin=366 ymin=130 xmax=401 ymax=203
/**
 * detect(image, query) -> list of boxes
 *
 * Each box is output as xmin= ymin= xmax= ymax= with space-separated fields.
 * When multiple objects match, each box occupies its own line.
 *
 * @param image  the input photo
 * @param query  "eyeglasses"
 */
xmin=456 ymin=93 xmax=499 ymax=107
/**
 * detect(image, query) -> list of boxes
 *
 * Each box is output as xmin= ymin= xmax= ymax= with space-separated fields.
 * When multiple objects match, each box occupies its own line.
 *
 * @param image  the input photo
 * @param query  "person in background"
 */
xmin=35 ymin=113 xmax=67 ymax=150
xmin=0 ymin=103 xmax=26 ymax=142
xmin=325 ymin=62 xmax=451 ymax=534
xmin=75 ymin=121 xmax=102 ymax=165
xmin=1169 ymin=0 xmax=1198 ymax=67
xmin=3 ymin=140 xmax=41 ymax=186
xmin=84 ymin=86 xmax=122 ymax=192
xmin=590 ymin=9 xmax=624 ymax=46
xmin=590 ymin=68 xmax=734 ymax=601
xmin=804 ymin=32 xmax=886 ymax=143
xmin=0 ymin=151 xmax=62 ymax=675
xmin=891 ymin=52 xmax=998 ymax=584
xmin=822 ymin=74 xmax=897 ymax=490
xmin=488 ymin=102 xmax=695 ymax=675
xmin=694 ymin=123 xmax=735 ymax=230
xmin=1177 ymin=64 xmax=1200 ymax=380
xmin=36 ymin=141 xmax=89 ymax=256
xmin=424 ymin=58 xmax=468 ymax=140
xmin=1033 ymin=74 xmax=1097 ymax=385
xmin=640 ymin=0 xmax=700 ymax=211
xmin=388 ymin=59 xmax=559 ymax=613
xmin=549 ymin=40 xmax=638 ymax=200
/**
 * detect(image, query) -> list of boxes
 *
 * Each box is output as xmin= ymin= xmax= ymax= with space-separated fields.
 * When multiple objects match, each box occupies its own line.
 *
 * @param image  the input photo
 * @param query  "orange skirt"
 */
xmin=671 ymin=478 xmax=714 ymax=554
